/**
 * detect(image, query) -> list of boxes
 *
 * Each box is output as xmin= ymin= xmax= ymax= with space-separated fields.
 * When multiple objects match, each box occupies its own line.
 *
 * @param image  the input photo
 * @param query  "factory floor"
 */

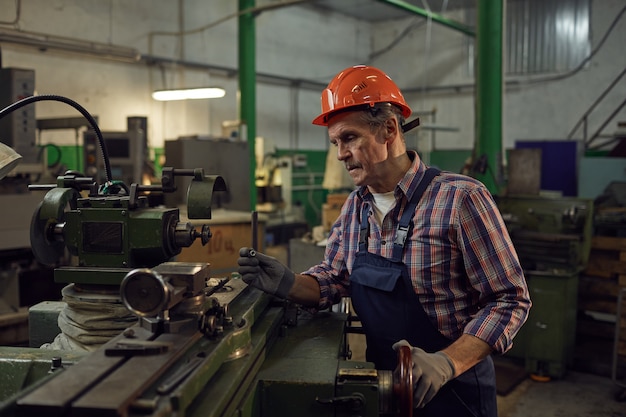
xmin=494 ymin=357 xmax=626 ymax=417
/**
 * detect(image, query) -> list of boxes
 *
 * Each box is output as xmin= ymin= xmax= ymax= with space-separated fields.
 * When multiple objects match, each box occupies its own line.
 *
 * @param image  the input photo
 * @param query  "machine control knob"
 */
xmin=316 ymin=393 xmax=365 ymax=412
xmin=120 ymin=268 xmax=170 ymax=317
xmin=173 ymin=222 xmax=212 ymax=248
xmin=199 ymin=224 xmax=212 ymax=246
xmin=174 ymin=222 xmax=197 ymax=248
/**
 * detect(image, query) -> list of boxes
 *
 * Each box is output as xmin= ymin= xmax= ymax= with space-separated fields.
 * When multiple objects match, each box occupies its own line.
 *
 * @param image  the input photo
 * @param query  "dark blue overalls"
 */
xmin=349 ymin=168 xmax=497 ymax=417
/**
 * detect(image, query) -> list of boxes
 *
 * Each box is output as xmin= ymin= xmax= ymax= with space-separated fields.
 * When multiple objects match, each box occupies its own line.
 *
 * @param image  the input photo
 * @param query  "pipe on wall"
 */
xmin=239 ymin=0 xmax=257 ymax=211
xmin=377 ymin=0 xmax=503 ymax=194
xmin=473 ymin=0 xmax=503 ymax=194
xmin=374 ymin=0 xmax=475 ymax=37
xmin=0 ymin=1 xmax=504 ymax=197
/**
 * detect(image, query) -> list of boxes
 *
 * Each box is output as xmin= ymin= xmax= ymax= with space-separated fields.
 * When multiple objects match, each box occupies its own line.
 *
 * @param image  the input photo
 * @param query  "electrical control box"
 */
xmin=0 ymin=68 xmax=38 ymax=165
xmin=83 ymin=116 xmax=147 ymax=185
xmin=164 ymin=137 xmax=251 ymax=212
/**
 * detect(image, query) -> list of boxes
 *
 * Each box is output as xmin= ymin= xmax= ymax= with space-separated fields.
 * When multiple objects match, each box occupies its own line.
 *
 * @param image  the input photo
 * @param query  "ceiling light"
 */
xmin=152 ymin=87 xmax=226 ymax=101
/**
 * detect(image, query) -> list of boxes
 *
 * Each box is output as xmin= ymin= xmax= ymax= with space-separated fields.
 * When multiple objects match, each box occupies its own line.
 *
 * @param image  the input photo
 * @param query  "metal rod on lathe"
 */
xmin=251 ymin=210 xmax=258 ymax=251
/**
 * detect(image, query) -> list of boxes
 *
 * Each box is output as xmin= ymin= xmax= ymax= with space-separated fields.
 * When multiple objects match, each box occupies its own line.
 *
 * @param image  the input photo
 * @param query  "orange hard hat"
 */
xmin=312 ymin=65 xmax=412 ymax=126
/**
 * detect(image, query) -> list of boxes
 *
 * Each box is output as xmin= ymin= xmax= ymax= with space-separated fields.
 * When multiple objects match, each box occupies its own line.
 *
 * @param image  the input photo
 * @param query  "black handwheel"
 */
xmin=30 ymin=201 xmax=65 ymax=266
xmin=29 ymin=187 xmax=78 ymax=266
xmin=393 ymin=345 xmax=413 ymax=417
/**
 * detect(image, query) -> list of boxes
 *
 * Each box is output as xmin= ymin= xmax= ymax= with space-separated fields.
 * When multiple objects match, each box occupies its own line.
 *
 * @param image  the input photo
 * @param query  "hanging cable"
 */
xmin=0 ymin=95 xmax=112 ymax=182
xmin=518 ymin=4 xmax=626 ymax=85
xmin=148 ymin=0 xmax=317 ymax=49
xmin=369 ymin=20 xmax=427 ymax=61
xmin=369 ymin=1 xmax=452 ymax=63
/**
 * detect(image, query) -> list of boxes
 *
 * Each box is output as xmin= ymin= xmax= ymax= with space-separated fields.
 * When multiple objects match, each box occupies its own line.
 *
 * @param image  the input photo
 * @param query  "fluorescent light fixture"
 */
xmin=152 ymin=87 xmax=226 ymax=101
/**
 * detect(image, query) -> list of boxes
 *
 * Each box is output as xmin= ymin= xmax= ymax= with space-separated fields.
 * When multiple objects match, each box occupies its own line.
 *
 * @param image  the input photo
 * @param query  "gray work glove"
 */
xmin=237 ymin=247 xmax=295 ymax=299
xmin=392 ymin=339 xmax=456 ymax=408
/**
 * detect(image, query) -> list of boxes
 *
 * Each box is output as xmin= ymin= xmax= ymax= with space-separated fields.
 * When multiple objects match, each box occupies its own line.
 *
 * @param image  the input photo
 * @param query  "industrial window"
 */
xmin=466 ymin=0 xmax=591 ymax=75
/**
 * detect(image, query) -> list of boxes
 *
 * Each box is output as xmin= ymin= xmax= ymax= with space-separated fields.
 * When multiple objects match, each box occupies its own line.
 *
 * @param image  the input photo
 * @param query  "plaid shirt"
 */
xmin=303 ymin=151 xmax=531 ymax=354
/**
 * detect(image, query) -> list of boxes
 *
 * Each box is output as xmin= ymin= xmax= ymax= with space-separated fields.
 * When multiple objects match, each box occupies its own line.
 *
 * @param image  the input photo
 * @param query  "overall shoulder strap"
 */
xmin=392 ymin=167 xmax=441 ymax=260
xmin=358 ymin=200 xmax=370 ymax=251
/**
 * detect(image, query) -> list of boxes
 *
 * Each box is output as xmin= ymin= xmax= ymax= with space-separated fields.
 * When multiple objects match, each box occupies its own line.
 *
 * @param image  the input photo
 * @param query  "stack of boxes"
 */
xmin=322 ymin=193 xmax=350 ymax=232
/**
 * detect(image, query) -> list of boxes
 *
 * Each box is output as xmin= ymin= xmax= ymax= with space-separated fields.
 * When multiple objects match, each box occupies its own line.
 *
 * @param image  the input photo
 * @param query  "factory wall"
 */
xmin=0 ymin=0 xmax=624 ymax=169
xmin=370 ymin=7 xmax=472 ymax=159
xmin=0 ymin=0 xmax=369 ymax=152
xmin=369 ymin=0 xmax=626 ymax=167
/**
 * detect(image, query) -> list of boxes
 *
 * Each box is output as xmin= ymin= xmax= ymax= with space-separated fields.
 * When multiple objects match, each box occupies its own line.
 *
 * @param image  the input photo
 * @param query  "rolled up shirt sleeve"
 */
xmin=303 ymin=204 xmax=354 ymax=310
xmin=456 ymin=186 xmax=531 ymax=354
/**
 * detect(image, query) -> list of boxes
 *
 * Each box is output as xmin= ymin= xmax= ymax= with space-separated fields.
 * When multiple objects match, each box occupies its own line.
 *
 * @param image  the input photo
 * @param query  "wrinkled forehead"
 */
xmin=327 ymin=111 xmax=371 ymax=140
xmin=328 ymin=111 xmax=368 ymax=135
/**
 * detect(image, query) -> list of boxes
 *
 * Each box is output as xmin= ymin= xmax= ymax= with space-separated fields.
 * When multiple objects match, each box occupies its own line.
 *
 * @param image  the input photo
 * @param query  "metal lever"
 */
xmin=315 ymin=392 xmax=366 ymax=412
xmin=104 ymin=340 xmax=172 ymax=356
xmin=251 ymin=210 xmax=258 ymax=250
xmin=157 ymin=353 xmax=206 ymax=394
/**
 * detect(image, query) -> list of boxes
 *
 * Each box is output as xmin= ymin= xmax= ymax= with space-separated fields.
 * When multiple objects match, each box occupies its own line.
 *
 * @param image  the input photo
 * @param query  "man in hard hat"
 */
xmin=238 ymin=65 xmax=530 ymax=416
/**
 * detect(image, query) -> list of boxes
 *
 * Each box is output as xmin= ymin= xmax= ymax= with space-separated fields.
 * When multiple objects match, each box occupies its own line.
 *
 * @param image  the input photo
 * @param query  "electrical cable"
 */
xmin=369 ymin=0 xmax=451 ymax=61
xmin=517 ymin=4 xmax=626 ymax=85
xmin=369 ymin=20 xmax=427 ymax=61
xmin=148 ymin=0 xmax=317 ymax=41
xmin=0 ymin=95 xmax=112 ymax=183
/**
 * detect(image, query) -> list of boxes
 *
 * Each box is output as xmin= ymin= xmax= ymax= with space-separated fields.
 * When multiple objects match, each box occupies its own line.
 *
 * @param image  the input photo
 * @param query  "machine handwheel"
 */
xmin=393 ymin=345 xmax=413 ymax=417
xmin=30 ymin=201 xmax=65 ymax=266
xmin=29 ymin=187 xmax=78 ymax=266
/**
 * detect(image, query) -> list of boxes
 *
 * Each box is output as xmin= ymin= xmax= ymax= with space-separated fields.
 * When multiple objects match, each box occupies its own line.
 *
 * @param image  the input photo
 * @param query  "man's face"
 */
xmin=327 ymin=111 xmax=389 ymax=189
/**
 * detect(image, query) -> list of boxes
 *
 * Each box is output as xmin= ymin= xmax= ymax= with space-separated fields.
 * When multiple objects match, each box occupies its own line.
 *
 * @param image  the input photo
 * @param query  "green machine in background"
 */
xmin=496 ymin=195 xmax=594 ymax=379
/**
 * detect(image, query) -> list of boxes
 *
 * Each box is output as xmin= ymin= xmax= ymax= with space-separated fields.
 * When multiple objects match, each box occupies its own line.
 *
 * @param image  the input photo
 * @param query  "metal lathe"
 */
xmin=0 ymin=95 xmax=412 ymax=417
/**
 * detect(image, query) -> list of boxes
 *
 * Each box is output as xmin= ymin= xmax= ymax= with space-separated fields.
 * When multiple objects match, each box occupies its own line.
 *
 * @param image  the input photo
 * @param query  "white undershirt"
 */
xmin=371 ymin=191 xmax=396 ymax=224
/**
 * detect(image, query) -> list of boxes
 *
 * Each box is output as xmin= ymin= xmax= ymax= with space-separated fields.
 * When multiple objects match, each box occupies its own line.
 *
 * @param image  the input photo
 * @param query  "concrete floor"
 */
xmin=497 ymin=368 xmax=625 ymax=417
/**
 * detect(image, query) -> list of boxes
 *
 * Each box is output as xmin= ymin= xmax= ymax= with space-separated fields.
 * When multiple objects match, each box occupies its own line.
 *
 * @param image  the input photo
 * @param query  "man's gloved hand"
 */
xmin=392 ymin=339 xmax=456 ymax=408
xmin=237 ymin=247 xmax=295 ymax=299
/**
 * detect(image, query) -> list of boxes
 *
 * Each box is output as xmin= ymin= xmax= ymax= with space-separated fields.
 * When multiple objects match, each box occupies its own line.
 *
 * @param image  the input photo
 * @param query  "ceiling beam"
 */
xmin=374 ymin=0 xmax=475 ymax=37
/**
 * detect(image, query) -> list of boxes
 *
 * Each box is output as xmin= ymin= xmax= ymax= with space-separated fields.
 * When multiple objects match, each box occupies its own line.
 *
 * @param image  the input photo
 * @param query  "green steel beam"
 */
xmin=374 ymin=0 xmax=475 ymax=37
xmin=474 ymin=0 xmax=503 ymax=194
xmin=239 ymin=0 xmax=257 ymax=211
xmin=237 ymin=0 xmax=491 ymax=200
xmin=377 ymin=0 xmax=503 ymax=194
